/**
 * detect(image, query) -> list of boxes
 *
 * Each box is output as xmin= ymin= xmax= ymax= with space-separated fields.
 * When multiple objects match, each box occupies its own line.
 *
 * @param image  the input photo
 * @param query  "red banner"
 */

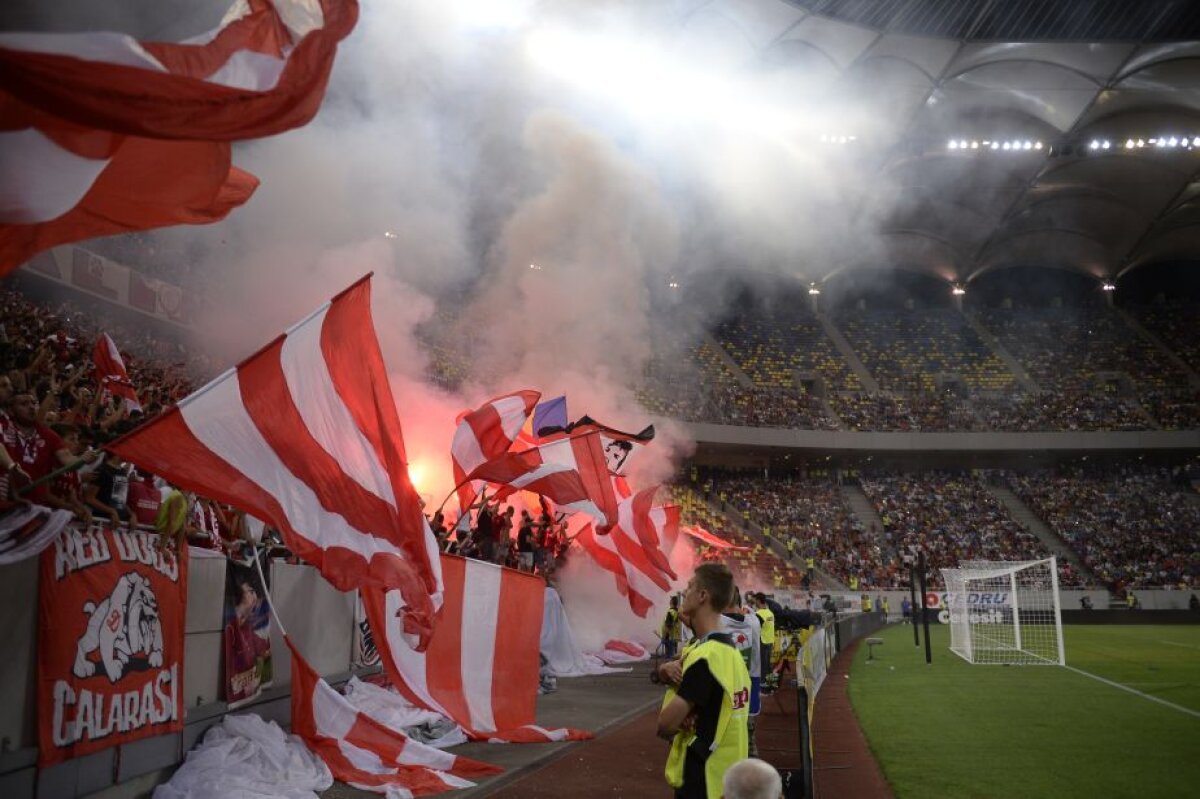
xmin=38 ymin=525 xmax=188 ymax=766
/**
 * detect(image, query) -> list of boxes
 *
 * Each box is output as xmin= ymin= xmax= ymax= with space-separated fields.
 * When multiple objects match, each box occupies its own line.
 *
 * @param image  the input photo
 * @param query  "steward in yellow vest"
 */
xmin=752 ymin=593 xmax=776 ymax=676
xmin=657 ymin=564 xmax=750 ymax=799
xmin=849 ymin=575 xmax=860 ymax=591
xmin=862 ymin=595 xmax=873 ymax=612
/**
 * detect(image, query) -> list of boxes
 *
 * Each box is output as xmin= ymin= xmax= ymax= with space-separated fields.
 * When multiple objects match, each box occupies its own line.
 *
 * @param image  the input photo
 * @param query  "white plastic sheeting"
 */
xmin=540 ymin=587 xmax=626 ymax=677
xmin=153 ymin=713 xmax=332 ymax=799
xmin=341 ymin=676 xmax=468 ymax=749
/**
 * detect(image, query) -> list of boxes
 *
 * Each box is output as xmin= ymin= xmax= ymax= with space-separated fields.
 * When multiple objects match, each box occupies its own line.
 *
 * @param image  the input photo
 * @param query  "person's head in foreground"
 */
xmin=722 ymin=757 xmax=783 ymax=799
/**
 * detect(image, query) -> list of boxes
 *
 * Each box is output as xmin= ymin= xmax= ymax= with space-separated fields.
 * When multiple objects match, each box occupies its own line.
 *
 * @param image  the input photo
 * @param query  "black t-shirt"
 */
xmin=97 ymin=462 xmax=131 ymax=520
xmin=517 ymin=524 xmax=535 ymax=552
xmin=673 ymin=645 xmax=729 ymax=798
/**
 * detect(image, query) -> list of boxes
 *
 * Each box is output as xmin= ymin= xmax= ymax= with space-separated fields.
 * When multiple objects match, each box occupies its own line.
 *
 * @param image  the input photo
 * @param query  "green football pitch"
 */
xmin=847 ymin=623 xmax=1200 ymax=799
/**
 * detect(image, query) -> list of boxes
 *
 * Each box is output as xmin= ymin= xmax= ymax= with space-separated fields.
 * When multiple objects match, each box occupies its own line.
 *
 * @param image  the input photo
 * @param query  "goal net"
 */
xmin=940 ymin=557 xmax=1065 ymax=666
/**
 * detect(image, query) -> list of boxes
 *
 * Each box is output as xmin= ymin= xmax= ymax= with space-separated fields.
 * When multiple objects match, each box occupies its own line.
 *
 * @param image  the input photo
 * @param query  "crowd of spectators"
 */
xmin=838 ymin=308 xmax=1015 ymax=393
xmin=701 ymin=471 xmax=896 ymax=589
xmin=1007 ymin=464 xmax=1200 ymax=591
xmin=715 ymin=311 xmax=860 ymax=392
xmin=431 ymin=502 xmax=571 ymax=575
xmin=633 ymin=302 xmax=1198 ymax=432
xmin=858 ymin=473 xmax=1077 ymax=587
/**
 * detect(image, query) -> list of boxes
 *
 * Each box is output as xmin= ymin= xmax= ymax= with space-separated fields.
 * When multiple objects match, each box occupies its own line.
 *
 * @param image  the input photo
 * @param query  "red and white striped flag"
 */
xmin=615 ymin=485 xmax=679 ymax=581
xmin=466 ymin=431 xmax=618 ymax=531
xmin=287 ymin=638 xmax=501 ymax=797
xmin=110 ymin=275 xmax=444 ymax=648
xmin=363 ymin=554 xmax=590 ymax=743
xmin=682 ymin=524 xmax=750 ymax=551
xmin=0 ymin=0 xmax=357 ymax=275
xmin=92 ymin=333 xmax=142 ymax=412
xmin=450 ymin=390 xmax=540 ymax=512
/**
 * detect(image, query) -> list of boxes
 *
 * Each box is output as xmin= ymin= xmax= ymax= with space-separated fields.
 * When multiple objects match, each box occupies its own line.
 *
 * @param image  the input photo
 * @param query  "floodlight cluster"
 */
xmin=819 ymin=135 xmax=857 ymax=144
xmin=946 ymin=139 xmax=1042 ymax=151
xmin=1109 ymin=136 xmax=1200 ymax=150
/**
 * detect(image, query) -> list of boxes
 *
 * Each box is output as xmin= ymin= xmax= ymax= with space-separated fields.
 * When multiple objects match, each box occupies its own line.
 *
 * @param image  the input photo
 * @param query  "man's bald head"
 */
xmin=722 ymin=758 xmax=782 ymax=799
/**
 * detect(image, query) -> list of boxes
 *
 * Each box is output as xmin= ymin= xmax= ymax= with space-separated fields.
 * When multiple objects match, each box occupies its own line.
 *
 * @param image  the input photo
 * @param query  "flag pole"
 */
xmin=252 ymin=544 xmax=289 ymax=640
xmin=13 ymin=457 xmax=88 ymax=498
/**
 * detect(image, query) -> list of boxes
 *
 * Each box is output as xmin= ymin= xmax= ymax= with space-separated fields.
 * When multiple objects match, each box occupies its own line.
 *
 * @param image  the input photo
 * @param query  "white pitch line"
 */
xmin=1065 ymin=666 xmax=1200 ymax=720
xmin=1158 ymin=640 xmax=1200 ymax=651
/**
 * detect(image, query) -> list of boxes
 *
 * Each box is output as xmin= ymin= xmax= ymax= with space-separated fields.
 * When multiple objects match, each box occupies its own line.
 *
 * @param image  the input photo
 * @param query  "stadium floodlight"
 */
xmin=1101 ymin=140 xmax=1110 ymax=149
xmin=1001 ymin=142 xmax=1011 ymax=150
xmin=1023 ymin=140 xmax=1032 ymax=150
xmin=1169 ymin=137 xmax=1179 ymax=147
xmin=1102 ymin=282 xmax=1116 ymax=291
xmin=990 ymin=141 xmax=1000 ymax=150
xmin=941 ymin=558 xmax=1065 ymax=666
xmin=1137 ymin=139 xmax=1146 ymax=147
xmin=951 ymin=285 xmax=966 ymax=296
xmin=970 ymin=141 xmax=979 ymax=149
xmin=1156 ymin=138 xmax=1167 ymax=147
xmin=948 ymin=140 xmax=958 ymax=149
xmin=1089 ymin=140 xmax=1100 ymax=150
xmin=1125 ymin=139 xmax=1135 ymax=149
xmin=1193 ymin=136 xmax=1200 ymax=147
xmin=1034 ymin=141 xmax=1043 ymax=149
xmin=808 ymin=283 xmax=821 ymax=295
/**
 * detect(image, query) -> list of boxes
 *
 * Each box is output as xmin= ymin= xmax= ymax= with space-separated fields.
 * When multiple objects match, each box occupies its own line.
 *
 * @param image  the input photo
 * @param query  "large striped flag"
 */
xmin=287 ymin=638 xmax=501 ymax=796
xmin=109 ymin=275 xmax=444 ymax=648
xmin=0 ymin=0 xmax=357 ymax=275
xmin=363 ymin=554 xmax=590 ymax=744
xmin=450 ymin=390 xmax=540 ymax=512
xmin=466 ymin=431 xmax=618 ymax=531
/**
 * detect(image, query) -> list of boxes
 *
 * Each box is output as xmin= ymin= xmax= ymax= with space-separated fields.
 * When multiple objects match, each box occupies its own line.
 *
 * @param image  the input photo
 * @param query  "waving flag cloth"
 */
xmin=536 ymin=416 xmax=654 ymax=477
xmin=616 ymin=485 xmax=679 ymax=581
xmin=513 ymin=394 xmax=568 ymax=450
xmin=574 ymin=523 xmax=658 ymax=618
xmin=287 ymin=638 xmax=501 ymax=796
xmin=108 ymin=275 xmax=444 ymax=648
xmin=92 ymin=333 xmax=142 ymax=412
xmin=364 ymin=554 xmax=590 ymax=744
xmin=683 ymin=525 xmax=750 ymax=551
xmin=0 ymin=0 xmax=358 ymax=275
xmin=466 ymin=431 xmax=618 ymax=531
xmin=450 ymin=390 xmax=539 ymax=512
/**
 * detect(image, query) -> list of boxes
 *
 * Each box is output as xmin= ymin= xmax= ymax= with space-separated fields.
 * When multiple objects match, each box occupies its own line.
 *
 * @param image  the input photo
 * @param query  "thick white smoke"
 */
xmin=19 ymin=1 xmax=905 ymax=639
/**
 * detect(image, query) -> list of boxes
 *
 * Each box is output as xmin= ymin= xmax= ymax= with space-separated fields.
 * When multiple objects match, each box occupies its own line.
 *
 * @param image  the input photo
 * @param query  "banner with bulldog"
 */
xmin=38 ymin=524 xmax=188 ymax=765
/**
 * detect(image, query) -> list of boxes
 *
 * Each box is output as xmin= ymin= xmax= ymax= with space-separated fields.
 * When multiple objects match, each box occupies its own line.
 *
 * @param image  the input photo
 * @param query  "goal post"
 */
xmin=941 ymin=557 xmax=1065 ymax=666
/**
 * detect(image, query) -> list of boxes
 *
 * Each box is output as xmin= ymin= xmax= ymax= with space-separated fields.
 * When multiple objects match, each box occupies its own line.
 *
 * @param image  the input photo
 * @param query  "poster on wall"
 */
xmin=37 ymin=525 xmax=188 ymax=766
xmin=350 ymin=592 xmax=379 ymax=669
xmin=223 ymin=558 xmax=272 ymax=708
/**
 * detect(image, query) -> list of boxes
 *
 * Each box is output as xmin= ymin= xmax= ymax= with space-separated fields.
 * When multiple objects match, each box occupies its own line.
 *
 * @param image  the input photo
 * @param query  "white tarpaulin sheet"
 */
xmin=342 ymin=676 xmax=468 ymax=749
xmin=154 ymin=713 xmax=332 ymax=799
xmin=540 ymin=587 xmax=627 ymax=677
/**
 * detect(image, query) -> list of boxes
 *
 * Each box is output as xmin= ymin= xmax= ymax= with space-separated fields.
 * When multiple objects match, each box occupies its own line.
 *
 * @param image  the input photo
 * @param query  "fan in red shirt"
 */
xmin=1 ymin=393 xmax=92 ymax=506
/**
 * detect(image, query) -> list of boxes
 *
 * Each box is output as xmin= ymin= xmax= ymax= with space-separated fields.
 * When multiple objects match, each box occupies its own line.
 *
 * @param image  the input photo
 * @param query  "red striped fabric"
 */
xmin=576 ymin=523 xmax=655 ymax=617
xmin=0 ymin=0 xmax=355 ymax=275
xmin=110 ymin=276 xmax=443 ymax=648
xmin=92 ymin=333 xmax=142 ymax=412
xmin=465 ymin=432 xmax=616 ymax=528
xmin=287 ymin=638 xmax=500 ymax=797
xmin=363 ymin=554 xmax=591 ymax=743
xmin=450 ymin=390 xmax=540 ymax=511
xmin=575 ymin=478 xmax=683 ymax=617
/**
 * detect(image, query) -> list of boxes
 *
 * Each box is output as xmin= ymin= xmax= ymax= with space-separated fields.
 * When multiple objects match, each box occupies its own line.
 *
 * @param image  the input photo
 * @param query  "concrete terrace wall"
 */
xmin=0 ymin=553 xmax=362 ymax=799
xmin=685 ymin=423 xmax=1200 ymax=455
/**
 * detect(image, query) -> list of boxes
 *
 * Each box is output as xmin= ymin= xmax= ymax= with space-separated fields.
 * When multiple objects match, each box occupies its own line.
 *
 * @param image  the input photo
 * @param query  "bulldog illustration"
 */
xmin=73 ymin=572 xmax=164 ymax=683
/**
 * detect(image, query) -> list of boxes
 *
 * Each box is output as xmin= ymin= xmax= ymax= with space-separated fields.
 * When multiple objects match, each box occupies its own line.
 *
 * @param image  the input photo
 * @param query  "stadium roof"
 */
xmin=685 ymin=0 xmax=1200 ymax=285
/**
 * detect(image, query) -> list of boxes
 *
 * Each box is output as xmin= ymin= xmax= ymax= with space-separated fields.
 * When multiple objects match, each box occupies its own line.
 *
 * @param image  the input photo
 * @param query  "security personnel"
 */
xmin=862 ymin=594 xmax=873 ymax=613
xmin=657 ymin=564 xmax=750 ymax=799
xmin=661 ymin=596 xmax=682 ymax=658
xmin=849 ymin=575 xmax=860 ymax=591
xmin=881 ymin=596 xmax=890 ymax=616
xmin=752 ymin=593 xmax=776 ymax=677
xmin=805 ymin=555 xmax=815 ymax=573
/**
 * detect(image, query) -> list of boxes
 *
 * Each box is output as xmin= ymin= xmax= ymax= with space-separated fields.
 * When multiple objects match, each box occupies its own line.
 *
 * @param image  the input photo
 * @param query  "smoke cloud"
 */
xmin=15 ymin=1 xmax=908 ymax=635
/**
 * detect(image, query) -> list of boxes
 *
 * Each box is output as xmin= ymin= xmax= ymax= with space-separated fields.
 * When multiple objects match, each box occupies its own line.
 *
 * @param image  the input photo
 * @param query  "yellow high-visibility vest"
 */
xmin=663 ymin=637 xmax=750 ymax=799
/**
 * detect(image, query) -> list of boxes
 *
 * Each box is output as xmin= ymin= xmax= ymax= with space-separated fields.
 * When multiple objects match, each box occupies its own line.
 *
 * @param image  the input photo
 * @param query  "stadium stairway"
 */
xmin=1114 ymin=307 xmax=1200 ymax=389
xmin=961 ymin=310 xmax=1040 ymax=392
xmin=817 ymin=313 xmax=879 ymax=392
xmin=701 ymin=330 xmax=755 ymax=388
xmin=985 ymin=484 xmax=1102 ymax=587
xmin=841 ymin=484 xmax=885 ymax=539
